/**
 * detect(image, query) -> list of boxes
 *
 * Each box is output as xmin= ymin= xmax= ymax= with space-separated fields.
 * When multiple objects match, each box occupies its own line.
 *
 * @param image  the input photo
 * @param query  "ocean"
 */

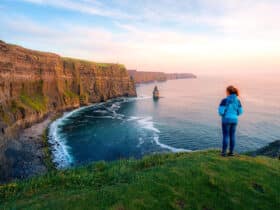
xmin=48 ymin=75 xmax=280 ymax=168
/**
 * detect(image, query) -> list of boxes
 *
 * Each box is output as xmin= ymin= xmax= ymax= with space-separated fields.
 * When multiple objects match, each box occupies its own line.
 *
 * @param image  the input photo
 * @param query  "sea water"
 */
xmin=48 ymin=75 xmax=280 ymax=168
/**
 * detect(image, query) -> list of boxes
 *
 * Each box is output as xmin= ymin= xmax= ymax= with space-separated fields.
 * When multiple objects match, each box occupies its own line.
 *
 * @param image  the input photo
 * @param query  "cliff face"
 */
xmin=165 ymin=73 xmax=197 ymax=80
xmin=128 ymin=70 xmax=166 ymax=84
xmin=0 ymin=40 xmax=136 ymax=135
xmin=128 ymin=70 xmax=196 ymax=84
xmin=0 ymin=40 xmax=136 ymax=180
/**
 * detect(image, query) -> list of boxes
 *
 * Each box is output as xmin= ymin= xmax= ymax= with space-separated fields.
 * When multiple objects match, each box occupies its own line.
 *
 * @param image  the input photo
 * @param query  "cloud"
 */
xmin=18 ymin=0 xmax=280 ymax=39
xmin=2 ymin=0 xmax=280 ymax=74
xmin=20 ymin=0 xmax=132 ymax=19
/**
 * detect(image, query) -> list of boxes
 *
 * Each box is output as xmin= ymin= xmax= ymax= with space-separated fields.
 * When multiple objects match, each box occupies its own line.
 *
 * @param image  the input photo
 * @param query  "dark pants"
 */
xmin=222 ymin=123 xmax=237 ymax=154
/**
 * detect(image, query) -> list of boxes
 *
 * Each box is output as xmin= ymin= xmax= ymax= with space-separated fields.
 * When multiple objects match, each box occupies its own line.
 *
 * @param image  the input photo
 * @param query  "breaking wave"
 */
xmin=129 ymin=116 xmax=191 ymax=153
xmin=48 ymin=105 xmax=94 ymax=168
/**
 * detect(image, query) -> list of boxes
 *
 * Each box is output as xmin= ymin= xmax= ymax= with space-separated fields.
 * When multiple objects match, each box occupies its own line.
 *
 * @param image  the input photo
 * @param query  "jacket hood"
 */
xmin=227 ymin=94 xmax=238 ymax=103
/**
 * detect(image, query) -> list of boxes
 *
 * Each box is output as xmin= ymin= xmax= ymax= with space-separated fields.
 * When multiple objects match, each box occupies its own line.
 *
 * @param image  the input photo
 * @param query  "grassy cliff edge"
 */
xmin=0 ymin=150 xmax=279 ymax=210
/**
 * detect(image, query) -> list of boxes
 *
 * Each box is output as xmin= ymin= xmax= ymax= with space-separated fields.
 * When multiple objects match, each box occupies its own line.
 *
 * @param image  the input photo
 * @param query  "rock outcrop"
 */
xmin=247 ymin=140 xmax=280 ymax=159
xmin=0 ymin=40 xmax=136 ymax=181
xmin=128 ymin=70 xmax=196 ymax=84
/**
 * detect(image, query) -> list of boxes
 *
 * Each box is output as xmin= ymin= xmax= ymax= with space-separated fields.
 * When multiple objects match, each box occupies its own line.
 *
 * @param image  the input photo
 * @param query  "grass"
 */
xmin=62 ymin=57 xmax=126 ymax=69
xmin=20 ymin=93 xmax=47 ymax=112
xmin=63 ymin=90 xmax=79 ymax=100
xmin=0 ymin=151 xmax=279 ymax=210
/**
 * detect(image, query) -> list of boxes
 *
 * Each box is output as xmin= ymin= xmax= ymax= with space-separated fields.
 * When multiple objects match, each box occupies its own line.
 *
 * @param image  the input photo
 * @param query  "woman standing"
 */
xmin=218 ymin=86 xmax=243 ymax=156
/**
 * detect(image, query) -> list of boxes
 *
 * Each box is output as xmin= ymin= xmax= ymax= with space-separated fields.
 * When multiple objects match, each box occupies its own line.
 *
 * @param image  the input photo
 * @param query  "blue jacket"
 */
xmin=218 ymin=94 xmax=243 ymax=124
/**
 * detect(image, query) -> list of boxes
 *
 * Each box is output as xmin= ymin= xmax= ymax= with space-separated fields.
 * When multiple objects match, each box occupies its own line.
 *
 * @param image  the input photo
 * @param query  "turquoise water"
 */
xmin=48 ymin=76 xmax=280 ymax=168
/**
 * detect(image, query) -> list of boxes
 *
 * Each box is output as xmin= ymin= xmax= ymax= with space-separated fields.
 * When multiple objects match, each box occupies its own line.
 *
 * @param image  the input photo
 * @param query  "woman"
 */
xmin=218 ymin=86 xmax=243 ymax=156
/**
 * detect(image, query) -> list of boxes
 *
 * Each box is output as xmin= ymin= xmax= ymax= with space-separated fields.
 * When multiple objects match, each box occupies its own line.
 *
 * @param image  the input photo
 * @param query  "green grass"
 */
xmin=62 ymin=57 xmax=125 ymax=69
xmin=0 ymin=151 xmax=279 ymax=210
xmin=20 ymin=93 xmax=47 ymax=112
xmin=63 ymin=90 xmax=79 ymax=100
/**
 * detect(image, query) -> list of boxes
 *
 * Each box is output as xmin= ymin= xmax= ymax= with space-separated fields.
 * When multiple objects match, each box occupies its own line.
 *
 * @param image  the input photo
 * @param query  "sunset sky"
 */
xmin=0 ymin=0 xmax=280 ymax=75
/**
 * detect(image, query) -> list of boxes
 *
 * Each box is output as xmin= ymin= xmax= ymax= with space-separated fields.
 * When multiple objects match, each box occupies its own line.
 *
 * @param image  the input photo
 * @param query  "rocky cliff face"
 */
xmin=128 ymin=70 xmax=166 ymax=84
xmin=128 ymin=70 xmax=196 ymax=84
xmin=0 ymin=40 xmax=136 ymax=181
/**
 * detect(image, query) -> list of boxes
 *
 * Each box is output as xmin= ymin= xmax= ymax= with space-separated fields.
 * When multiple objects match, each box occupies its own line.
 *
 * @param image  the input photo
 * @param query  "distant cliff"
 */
xmin=0 ymin=40 xmax=136 ymax=179
xmin=165 ymin=73 xmax=197 ymax=80
xmin=127 ymin=70 xmax=166 ymax=84
xmin=128 ymin=70 xmax=196 ymax=84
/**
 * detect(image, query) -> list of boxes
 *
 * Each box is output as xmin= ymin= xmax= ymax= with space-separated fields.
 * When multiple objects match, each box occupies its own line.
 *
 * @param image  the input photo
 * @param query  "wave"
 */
xmin=48 ymin=97 xmax=150 ymax=168
xmin=129 ymin=116 xmax=191 ymax=153
xmin=137 ymin=117 xmax=160 ymax=133
xmin=153 ymin=135 xmax=191 ymax=153
xmin=129 ymin=95 xmax=152 ymax=101
xmin=48 ymin=95 xmax=189 ymax=168
xmin=48 ymin=104 xmax=96 ymax=168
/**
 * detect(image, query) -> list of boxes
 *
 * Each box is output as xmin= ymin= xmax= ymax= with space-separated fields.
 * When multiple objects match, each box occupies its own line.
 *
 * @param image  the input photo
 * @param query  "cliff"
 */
xmin=127 ymin=70 xmax=166 ymax=84
xmin=165 ymin=73 xmax=197 ymax=80
xmin=1 ymin=150 xmax=279 ymax=209
xmin=0 ymin=40 xmax=136 ymax=181
xmin=128 ymin=70 xmax=196 ymax=84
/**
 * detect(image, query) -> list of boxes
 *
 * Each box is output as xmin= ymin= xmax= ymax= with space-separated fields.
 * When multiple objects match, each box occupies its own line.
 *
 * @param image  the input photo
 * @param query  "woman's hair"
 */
xmin=226 ymin=85 xmax=239 ymax=96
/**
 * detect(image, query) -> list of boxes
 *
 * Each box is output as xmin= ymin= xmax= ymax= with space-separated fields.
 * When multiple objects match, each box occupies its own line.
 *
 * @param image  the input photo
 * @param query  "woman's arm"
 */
xmin=218 ymin=99 xmax=227 ymax=116
xmin=237 ymin=100 xmax=243 ymax=116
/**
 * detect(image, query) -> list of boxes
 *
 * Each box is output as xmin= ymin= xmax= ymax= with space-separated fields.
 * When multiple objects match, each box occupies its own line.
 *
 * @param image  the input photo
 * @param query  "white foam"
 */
xmin=153 ymin=135 xmax=191 ymax=153
xmin=48 ymin=96 xmax=189 ymax=168
xmin=49 ymin=118 xmax=73 ymax=168
xmin=93 ymin=116 xmax=115 ymax=119
xmin=135 ymin=116 xmax=191 ymax=153
xmin=48 ymin=104 xmax=95 ymax=168
xmin=132 ymin=96 xmax=152 ymax=101
xmin=137 ymin=137 xmax=145 ymax=147
xmin=127 ymin=116 xmax=141 ymax=121
xmin=110 ymin=103 xmax=121 ymax=110
xmin=137 ymin=117 xmax=160 ymax=133
xmin=93 ymin=110 xmax=108 ymax=114
xmin=48 ymin=98 xmax=130 ymax=168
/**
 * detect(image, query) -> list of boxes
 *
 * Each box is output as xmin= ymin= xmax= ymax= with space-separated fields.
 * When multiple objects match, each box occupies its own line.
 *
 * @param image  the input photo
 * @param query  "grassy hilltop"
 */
xmin=1 ymin=150 xmax=279 ymax=210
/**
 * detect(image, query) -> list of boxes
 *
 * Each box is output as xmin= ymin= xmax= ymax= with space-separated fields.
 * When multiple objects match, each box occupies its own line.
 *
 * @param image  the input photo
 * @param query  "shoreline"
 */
xmin=2 ymin=98 xmax=279 ymax=183
xmin=0 ymin=106 xmax=84 ymax=183
xmin=10 ymin=105 xmax=94 ymax=181
xmin=1 ymin=98 xmax=133 ymax=183
xmin=0 ymin=116 xmax=53 ymax=183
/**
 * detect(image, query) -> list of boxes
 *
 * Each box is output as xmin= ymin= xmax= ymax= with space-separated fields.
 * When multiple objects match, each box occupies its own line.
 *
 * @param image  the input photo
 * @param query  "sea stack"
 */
xmin=153 ymin=86 xmax=159 ymax=99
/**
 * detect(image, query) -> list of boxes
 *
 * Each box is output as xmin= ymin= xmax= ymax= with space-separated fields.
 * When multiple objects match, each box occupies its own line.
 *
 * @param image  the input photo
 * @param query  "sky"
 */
xmin=0 ymin=0 xmax=280 ymax=75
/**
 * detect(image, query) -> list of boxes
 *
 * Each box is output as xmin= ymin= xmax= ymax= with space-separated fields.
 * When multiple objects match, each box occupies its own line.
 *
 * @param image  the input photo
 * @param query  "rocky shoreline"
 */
xmin=247 ymin=140 xmax=280 ymax=159
xmin=0 ymin=116 xmax=51 ymax=183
